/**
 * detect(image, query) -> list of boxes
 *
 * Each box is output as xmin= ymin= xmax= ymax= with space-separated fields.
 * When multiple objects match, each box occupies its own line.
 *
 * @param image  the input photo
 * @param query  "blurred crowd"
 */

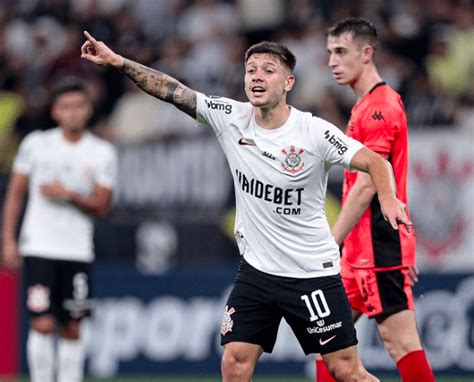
xmin=0 ymin=0 xmax=473 ymax=173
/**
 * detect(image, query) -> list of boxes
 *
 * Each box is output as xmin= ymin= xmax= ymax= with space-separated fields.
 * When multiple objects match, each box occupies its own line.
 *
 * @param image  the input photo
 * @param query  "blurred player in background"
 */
xmin=315 ymin=17 xmax=435 ymax=382
xmin=80 ymin=30 xmax=414 ymax=381
xmin=1 ymin=79 xmax=117 ymax=382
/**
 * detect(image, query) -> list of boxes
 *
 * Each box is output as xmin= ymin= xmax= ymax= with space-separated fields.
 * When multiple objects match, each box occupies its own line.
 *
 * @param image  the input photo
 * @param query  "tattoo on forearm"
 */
xmin=165 ymin=82 xmax=178 ymax=102
xmin=120 ymin=58 xmax=196 ymax=118
xmin=173 ymin=85 xmax=197 ymax=117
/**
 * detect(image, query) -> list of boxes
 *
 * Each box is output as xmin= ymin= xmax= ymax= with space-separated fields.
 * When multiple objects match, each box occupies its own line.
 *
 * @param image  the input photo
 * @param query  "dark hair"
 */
xmin=245 ymin=41 xmax=296 ymax=72
xmin=51 ymin=77 xmax=88 ymax=103
xmin=327 ymin=17 xmax=378 ymax=49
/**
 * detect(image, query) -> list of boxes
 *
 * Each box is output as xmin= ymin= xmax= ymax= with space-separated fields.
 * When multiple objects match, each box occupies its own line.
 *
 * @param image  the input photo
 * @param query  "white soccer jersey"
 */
xmin=196 ymin=93 xmax=363 ymax=278
xmin=13 ymin=128 xmax=117 ymax=263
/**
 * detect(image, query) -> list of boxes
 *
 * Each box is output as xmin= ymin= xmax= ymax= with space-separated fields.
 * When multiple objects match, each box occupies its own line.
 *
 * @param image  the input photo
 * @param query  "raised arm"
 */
xmin=349 ymin=147 xmax=412 ymax=232
xmin=80 ymin=31 xmax=196 ymax=118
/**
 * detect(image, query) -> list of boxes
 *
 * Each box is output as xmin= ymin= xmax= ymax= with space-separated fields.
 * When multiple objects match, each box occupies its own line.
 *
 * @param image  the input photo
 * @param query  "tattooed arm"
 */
xmin=120 ymin=59 xmax=196 ymax=118
xmin=80 ymin=31 xmax=196 ymax=118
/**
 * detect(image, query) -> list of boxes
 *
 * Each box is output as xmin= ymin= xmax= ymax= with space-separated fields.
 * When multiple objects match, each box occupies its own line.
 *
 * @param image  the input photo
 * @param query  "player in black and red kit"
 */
xmin=315 ymin=17 xmax=435 ymax=382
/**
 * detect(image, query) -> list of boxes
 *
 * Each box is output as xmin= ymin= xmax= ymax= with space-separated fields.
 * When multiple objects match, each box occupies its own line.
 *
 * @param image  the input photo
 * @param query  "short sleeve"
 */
xmin=359 ymin=103 xmax=400 ymax=156
xmin=312 ymin=118 xmax=363 ymax=169
xmin=12 ymin=131 xmax=41 ymax=175
xmin=195 ymin=92 xmax=240 ymax=136
xmin=96 ymin=144 xmax=118 ymax=190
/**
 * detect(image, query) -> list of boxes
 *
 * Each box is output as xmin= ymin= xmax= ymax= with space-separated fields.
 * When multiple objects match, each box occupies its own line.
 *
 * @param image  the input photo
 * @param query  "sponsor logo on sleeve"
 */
xmin=205 ymin=99 xmax=232 ymax=114
xmin=323 ymin=130 xmax=348 ymax=155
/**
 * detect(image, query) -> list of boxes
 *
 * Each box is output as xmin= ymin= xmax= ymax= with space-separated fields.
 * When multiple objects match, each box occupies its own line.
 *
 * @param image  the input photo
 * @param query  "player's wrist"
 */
xmin=331 ymin=229 xmax=343 ymax=246
xmin=377 ymin=193 xmax=396 ymax=202
xmin=111 ymin=54 xmax=125 ymax=69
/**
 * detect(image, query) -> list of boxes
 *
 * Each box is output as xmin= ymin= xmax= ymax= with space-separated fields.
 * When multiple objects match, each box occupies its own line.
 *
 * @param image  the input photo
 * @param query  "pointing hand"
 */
xmin=80 ymin=31 xmax=124 ymax=68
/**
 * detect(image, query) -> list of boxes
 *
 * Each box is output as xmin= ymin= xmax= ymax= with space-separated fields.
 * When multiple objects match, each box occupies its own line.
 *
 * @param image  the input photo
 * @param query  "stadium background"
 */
xmin=0 ymin=0 xmax=473 ymax=380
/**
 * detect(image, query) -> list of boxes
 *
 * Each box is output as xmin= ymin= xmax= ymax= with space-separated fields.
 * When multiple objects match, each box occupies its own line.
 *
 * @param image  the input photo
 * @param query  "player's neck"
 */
xmin=351 ymin=66 xmax=383 ymax=100
xmin=254 ymin=102 xmax=291 ymax=130
xmin=61 ymin=127 xmax=86 ymax=143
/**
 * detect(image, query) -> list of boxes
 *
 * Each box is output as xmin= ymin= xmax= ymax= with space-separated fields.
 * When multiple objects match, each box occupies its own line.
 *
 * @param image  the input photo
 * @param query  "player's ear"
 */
xmin=362 ymin=45 xmax=373 ymax=64
xmin=285 ymin=74 xmax=295 ymax=92
xmin=51 ymin=101 xmax=60 ymax=123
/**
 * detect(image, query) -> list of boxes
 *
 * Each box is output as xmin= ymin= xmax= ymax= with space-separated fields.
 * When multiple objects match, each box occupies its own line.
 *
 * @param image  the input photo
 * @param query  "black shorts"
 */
xmin=23 ymin=256 xmax=92 ymax=323
xmin=220 ymin=259 xmax=357 ymax=355
xmin=341 ymin=257 xmax=415 ymax=320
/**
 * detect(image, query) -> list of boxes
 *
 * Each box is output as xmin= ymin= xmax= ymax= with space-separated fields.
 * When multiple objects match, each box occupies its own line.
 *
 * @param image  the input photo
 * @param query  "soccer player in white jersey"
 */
xmin=1 ymin=79 xmax=117 ymax=382
xmin=80 ymin=31 xmax=412 ymax=381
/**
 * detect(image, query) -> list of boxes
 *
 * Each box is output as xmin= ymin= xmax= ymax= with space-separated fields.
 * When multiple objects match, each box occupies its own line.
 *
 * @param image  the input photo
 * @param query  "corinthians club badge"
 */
xmin=221 ymin=305 xmax=235 ymax=336
xmin=281 ymin=145 xmax=305 ymax=174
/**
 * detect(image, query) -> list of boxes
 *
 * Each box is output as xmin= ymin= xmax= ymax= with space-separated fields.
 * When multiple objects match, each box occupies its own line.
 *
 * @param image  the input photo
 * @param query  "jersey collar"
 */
xmin=368 ymin=81 xmax=386 ymax=94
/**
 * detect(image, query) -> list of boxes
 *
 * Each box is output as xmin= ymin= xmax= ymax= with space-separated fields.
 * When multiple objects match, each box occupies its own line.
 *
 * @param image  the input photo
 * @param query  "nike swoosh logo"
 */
xmin=319 ymin=335 xmax=336 ymax=346
xmin=238 ymin=138 xmax=256 ymax=146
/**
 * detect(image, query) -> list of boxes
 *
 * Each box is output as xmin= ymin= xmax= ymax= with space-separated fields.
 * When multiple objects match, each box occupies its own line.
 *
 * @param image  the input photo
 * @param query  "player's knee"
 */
xmin=330 ymin=365 xmax=370 ymax=382
xmin=221 ymin=352 xmax=251 ymax=380
xmin=326 ymin=354 xmax=369 ymax=382
xmin=325 ymin=357 xmax=345 ymax=380
xmin=384 ymin=335 xmax=420 ymax=361
xmin=60 ymin=320 xmax=81 ymax=340
xmin=378 ymin=324 xmax=420 ymax=360
xmin=221 ymin=352 xmax=240 ymax=378
xmin=378 ymin=331 xmax=398 ymax=359
xmin=31 ymin=316 xmax=55 ymax=334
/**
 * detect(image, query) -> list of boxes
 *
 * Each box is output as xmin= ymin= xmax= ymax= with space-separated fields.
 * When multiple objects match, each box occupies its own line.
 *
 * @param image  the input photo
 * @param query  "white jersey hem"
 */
xmin=242 ymin=255 xmax=340 ymax=279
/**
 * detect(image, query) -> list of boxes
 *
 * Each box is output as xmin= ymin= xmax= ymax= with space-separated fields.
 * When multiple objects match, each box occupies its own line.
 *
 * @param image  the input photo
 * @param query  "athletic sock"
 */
xmin=316 ymin=359 xmax=336 ymax=382
xmin=27 ymin=330 xmax=55 ymax=382
xmin=57 ymin=338 xmax=85 ymax=382
xmin=397 ymin=349 xmax=435 ymax=382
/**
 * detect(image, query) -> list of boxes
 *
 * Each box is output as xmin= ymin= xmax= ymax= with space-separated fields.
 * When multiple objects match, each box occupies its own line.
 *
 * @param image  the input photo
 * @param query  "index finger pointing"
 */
xmin=83 ymin=31 xmax=98 ymax=44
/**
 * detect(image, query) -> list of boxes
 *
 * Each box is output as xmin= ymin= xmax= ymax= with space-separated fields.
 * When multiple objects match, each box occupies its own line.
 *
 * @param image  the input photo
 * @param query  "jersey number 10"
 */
xmin=301 ymin=289 xmax=331 ymax=321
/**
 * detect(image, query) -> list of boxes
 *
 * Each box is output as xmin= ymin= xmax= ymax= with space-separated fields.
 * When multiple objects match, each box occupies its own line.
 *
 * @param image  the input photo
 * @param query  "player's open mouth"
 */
xmin=251 ymin=86 xmax=266 ymax=94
